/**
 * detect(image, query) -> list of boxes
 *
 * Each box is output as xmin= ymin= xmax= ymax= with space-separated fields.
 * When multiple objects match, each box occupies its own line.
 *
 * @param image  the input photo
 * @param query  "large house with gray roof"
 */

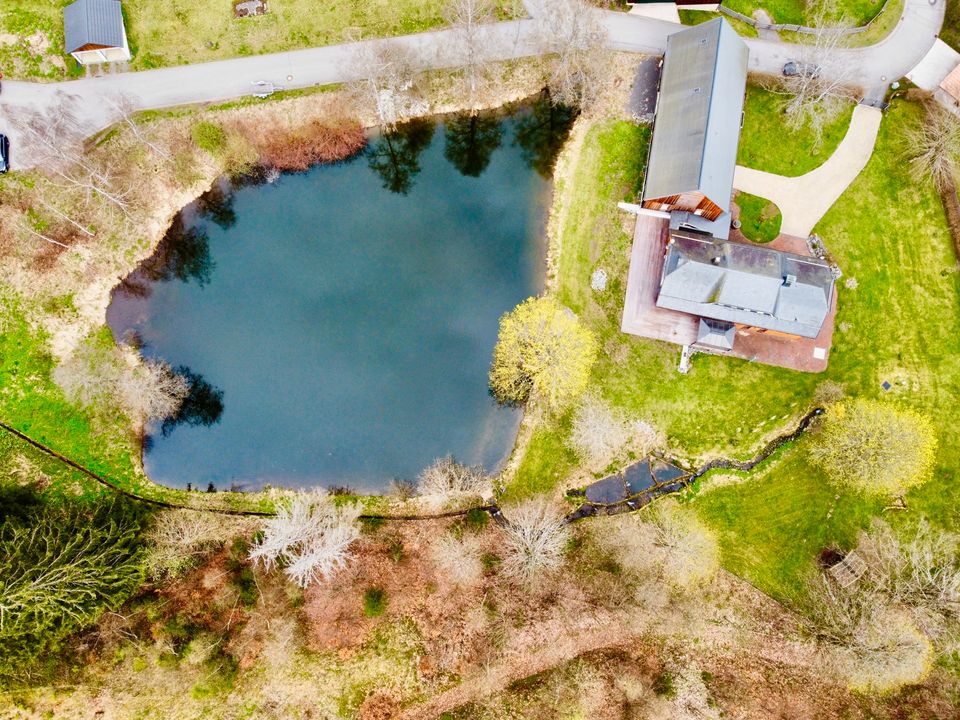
xmin=622 ymin=18 xmax=836 ymax=365
xmin=658 ymin=231 xmax=834 ymax=343
xmin=63 ymin=0 xmax=131 ymax=66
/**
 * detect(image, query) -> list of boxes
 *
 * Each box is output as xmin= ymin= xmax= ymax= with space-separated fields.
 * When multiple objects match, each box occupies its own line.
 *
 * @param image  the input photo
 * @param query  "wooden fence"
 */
xmin=718 ymin=0 xmax=891 ymax=36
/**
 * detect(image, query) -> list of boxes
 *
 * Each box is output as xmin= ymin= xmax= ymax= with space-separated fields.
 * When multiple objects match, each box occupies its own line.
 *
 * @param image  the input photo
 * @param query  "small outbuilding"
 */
xmin=64 ymin=0 xmax=131 ymax=66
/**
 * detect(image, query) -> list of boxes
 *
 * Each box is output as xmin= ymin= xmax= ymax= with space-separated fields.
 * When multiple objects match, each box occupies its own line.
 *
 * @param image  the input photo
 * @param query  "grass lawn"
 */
xmin=521 ymin=96 xmax=960 ymax=604
xmin=691 ymin=98 xmax=960 ymax=597
xmin=943 ymin=0 xmax=960 ymax=52
xmin=722 ymin=0 xmax=887 ymax=26
xmin=738 ymin=86 xmax=854 ymax=176
xmin=678 ymin=9 xmax=759 ymax=36
xmin=0 ymin=0 xmax=465 ymax=79
xmin=0 ymin=298 xmax=274 ymax=513
xmin=735 ymin=191 xmax=782 ymax=242
xmin=691 ymin=450 xmax=885 ymax=599
xmin=505 ymin=420 xmax=579 ymax=502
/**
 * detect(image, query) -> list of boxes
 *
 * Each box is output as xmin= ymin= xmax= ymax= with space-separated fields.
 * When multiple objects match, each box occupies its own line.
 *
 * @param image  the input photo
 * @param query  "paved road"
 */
xmin=733 ymin=104 xmax=883 ymax=237
xmin=0 ymin=0 xmax=944 ymax=170
xmin=743 ymin=0 xmax=944 ymax=95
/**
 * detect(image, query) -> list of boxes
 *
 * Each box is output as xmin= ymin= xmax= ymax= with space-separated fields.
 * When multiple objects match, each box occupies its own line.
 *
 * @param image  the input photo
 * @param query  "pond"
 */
xmin=107 ymin=97 xmax=575 ymax=492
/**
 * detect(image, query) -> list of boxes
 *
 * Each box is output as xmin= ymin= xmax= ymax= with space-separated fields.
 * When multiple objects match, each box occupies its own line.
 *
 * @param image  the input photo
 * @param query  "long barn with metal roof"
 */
xmin=641 ymin=18 xmax=748 ymax=223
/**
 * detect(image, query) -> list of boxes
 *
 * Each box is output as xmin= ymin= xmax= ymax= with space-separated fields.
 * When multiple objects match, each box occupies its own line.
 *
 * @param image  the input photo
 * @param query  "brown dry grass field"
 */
xmin=7 ymin=512 xmax=956 ymax=719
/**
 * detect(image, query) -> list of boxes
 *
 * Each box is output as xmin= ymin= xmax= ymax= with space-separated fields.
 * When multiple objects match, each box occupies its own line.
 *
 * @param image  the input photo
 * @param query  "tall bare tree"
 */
xmin=249 ymin=491 xmax=361 ymax=588
xmin=902 ymin=100 xmax=960 ymax=190
xmin=416 ymin=456 xmax=488 ymax=498
xmin=444 ymin=0 xmax=497 ymax=110
xmin=7 ymin=93 xmax=133 ymax=213
xmin=501 ymin=499 xmax=570 ymax=583
xmin=533 ymin=0 xmax=611 ymax=111
xmin=804 ymin=578 xmax=933 ymax=692
xmin=349 ymin=42 xmax=425 ymax=129
xmin=116 ymin=358 xmax=190 ymax=426
xmin=777 ymin=6 xmax=857 ymax=143
xmin=108 ymin=92 xmax=171 ymax=160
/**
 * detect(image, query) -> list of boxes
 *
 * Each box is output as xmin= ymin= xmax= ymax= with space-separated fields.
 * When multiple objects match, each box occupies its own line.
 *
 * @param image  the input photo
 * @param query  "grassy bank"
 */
xmin=722 ymin=0 xmax=888 ymax=26
xmin=678 ymin=9 xmax=759 ymax=36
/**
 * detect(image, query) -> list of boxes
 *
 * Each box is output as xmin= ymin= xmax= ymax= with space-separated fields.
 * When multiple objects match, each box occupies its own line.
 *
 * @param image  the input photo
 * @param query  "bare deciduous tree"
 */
xmin=8 ymin=93 xmax=133 ymax=213
xmin=116 ymin=357 xmax=189 ymax=425
xmin=431 ymin=533 xmax=484 ymax=587
xmin=855 ymin=518 xmax=960 ymax=633
xmin=145 ymin=509 xmax=255 ymax=579
xmin=249 ymin=491 xmax=361 ymax=588
xmin=773 ymin=4 xmax=857 ymax=144
xmin=108 ymin=92 xmax=171 ymax=160
xmin=501 ymin=499 xmax=570 ymax=583
xmin=813 ymin=379 xmax=846 ymax=406
xmin=53 ymin=340 xmax=188 ymax=425
xmin=902 ymin=101 xmax=960 ymax=190
xmin=570 ymin=394 xmax=661 ymax=471
xmin=417 ymin=456 xmax=488 ymax=498
xmin=533 ymin=0 xmax=611 ymax=111
xmin=349 ymin=42 xmax=425 ymax=129
xmin=444 ymin=0 xmax=497 ymax=110
xmin=647 ymin=500 xmax=720 ymax=589
xmin=806 ymin=579 xmax=933 ymax=692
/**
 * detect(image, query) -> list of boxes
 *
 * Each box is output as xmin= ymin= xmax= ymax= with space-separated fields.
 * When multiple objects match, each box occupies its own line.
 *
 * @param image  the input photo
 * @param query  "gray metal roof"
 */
xmin=642 ymin=19 xmax=749 ymax=210
xmin=656 ymin=230 xmax=834 ymax=338
xmin=669 ymin=209 xmax=731 ymax=240
xmin=64 ymin=0 xmax=127 ymax=54
xmin=696 ymin=318 xmax=735 ymax=350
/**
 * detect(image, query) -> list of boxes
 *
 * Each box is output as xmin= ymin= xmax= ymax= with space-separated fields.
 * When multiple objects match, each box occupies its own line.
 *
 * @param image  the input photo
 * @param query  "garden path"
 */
xmin=732 ymin=104 xmax=883 ymax=237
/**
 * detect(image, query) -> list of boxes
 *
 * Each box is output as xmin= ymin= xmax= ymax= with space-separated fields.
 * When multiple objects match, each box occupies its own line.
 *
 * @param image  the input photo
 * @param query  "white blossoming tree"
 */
xmin=249 ymin=491 xmax=362 ymax=588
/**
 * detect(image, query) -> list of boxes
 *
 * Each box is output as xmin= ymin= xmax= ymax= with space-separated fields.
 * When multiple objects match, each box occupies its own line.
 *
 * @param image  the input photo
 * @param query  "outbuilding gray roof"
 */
xmin=669 ymin=209 xmax=731 ymax=240
xmin=642 ymin=19 xmax=749 ymax=210
xmin=64 ymin=0 xmax=127 ymax=54
xmin=696 ymin=318 xmax=735 ymax=350
xmin=656 ymin=230 xmax=834 ymax=338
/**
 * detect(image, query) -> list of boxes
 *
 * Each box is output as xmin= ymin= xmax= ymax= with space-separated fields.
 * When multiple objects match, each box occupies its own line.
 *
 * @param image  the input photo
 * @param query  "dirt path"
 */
xmin=399 ymin=570 xmax=819 ymax=719
xmin=399 ymin=621 xmax=634 ymax=719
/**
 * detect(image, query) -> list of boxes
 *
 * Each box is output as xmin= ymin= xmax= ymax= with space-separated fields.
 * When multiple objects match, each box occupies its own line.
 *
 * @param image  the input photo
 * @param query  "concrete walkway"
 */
xmin=733 ymin=104 xmax=883 ymax=237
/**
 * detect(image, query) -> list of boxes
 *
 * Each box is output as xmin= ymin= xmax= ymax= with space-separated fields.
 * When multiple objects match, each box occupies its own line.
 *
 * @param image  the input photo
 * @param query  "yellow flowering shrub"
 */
xmin=809 ymin=399 xmax=936 ymax=496
xmin=489 ymin=296 xmax=598 ymax=413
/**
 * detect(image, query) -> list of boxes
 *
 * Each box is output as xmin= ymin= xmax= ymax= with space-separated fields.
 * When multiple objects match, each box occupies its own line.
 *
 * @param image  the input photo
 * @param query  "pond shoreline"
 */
xmin=106 ymin=82 xmax=559 ymax=497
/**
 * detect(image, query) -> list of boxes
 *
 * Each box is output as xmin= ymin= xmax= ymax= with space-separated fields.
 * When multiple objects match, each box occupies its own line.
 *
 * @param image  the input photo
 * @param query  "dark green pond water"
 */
xmin=107 ymin=99 xmax=574 ymax=491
